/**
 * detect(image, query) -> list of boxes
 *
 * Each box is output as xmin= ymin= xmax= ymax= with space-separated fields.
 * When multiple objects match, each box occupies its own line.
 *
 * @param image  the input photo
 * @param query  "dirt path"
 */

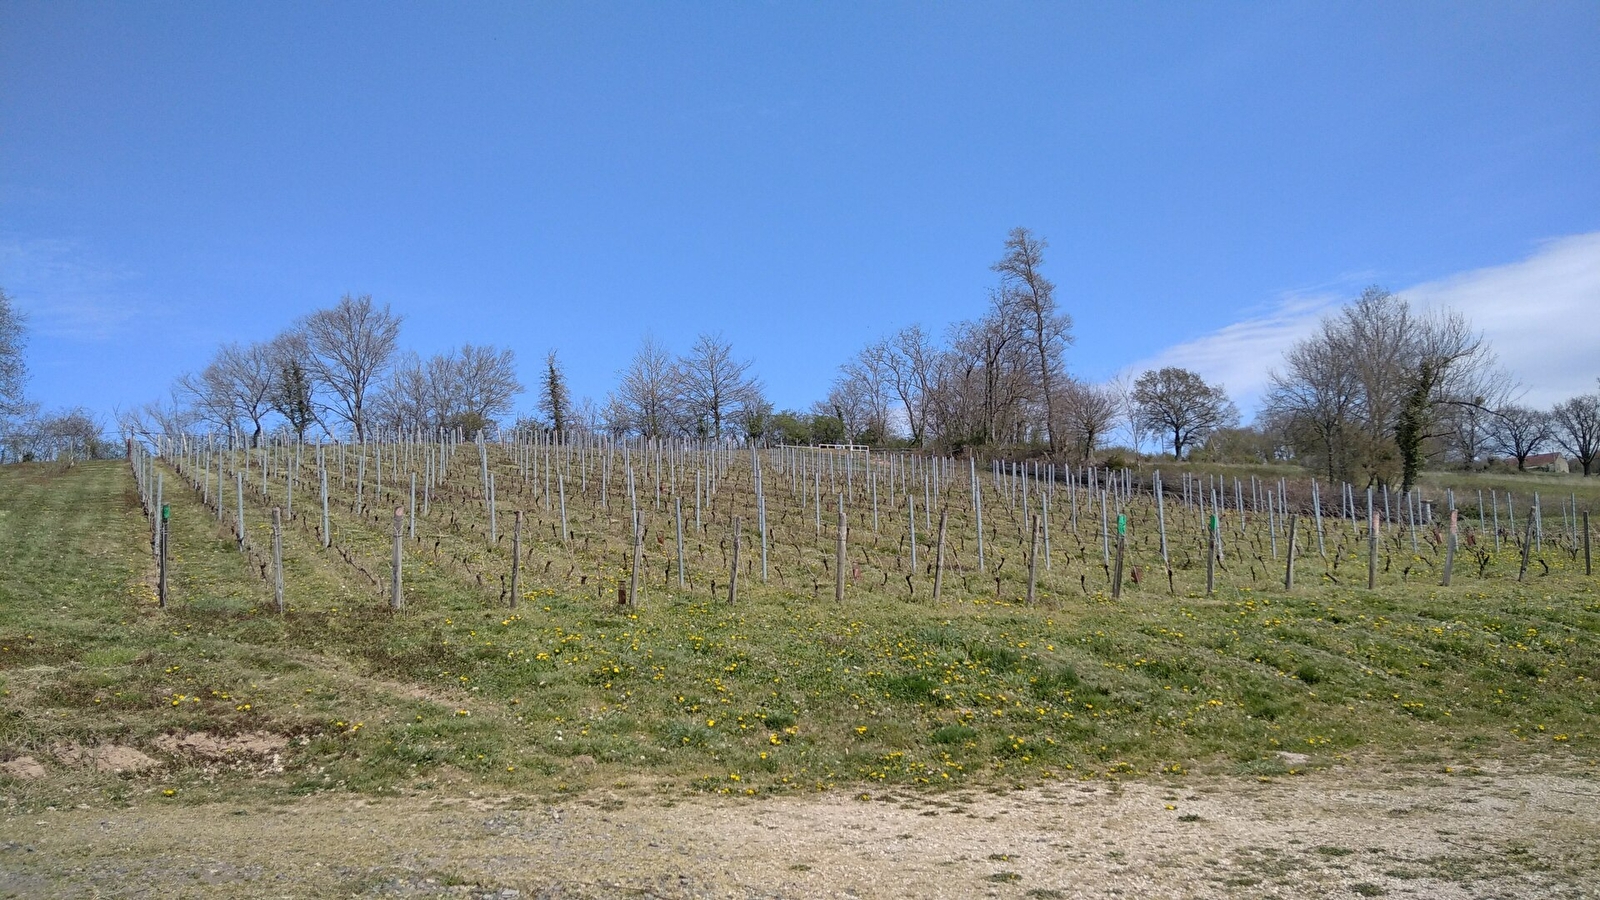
xmin=2 ymin=765 xmax=1597 ymax=899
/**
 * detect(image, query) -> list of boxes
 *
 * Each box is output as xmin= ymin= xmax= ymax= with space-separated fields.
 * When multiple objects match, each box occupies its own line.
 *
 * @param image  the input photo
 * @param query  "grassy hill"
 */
xmin=1 ymin=459 xmax=1597 ymax=811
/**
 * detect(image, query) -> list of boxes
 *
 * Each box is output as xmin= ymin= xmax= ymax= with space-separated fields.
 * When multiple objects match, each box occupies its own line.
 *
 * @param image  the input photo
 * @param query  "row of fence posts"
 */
xmin=171 ymin=485 xmax=1600 ymax=613
xmin=469 ymin=480 xmax=1595 ymax=608
xmin=1189 ymin=506 xmax=1594 ymax=597
xmin=130 ymin=435 xmax=1595 ymax=612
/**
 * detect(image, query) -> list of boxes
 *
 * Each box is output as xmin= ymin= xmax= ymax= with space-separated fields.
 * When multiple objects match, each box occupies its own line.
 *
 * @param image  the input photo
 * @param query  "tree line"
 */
xmin=3 ymin=227 xmax=1597 ymax=483
xmin=121 ymin=294 xmax=771 ymax=451
xmin=126 ymin=294 xmax=526 ymax=445
xmin=1260 ymin=286 xmax=1599 ymax=486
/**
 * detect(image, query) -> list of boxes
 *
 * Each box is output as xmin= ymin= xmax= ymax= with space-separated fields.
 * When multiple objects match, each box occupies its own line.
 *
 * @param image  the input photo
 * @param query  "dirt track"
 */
xmin=2 ymin=765 xmax=1597 ymax=899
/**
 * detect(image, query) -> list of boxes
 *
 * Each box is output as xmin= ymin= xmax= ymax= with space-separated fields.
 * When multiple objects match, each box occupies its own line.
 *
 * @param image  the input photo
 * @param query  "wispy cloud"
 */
xmin=0 ymin=237 xmax=153 ymax=341
xmin=1404 ymin=232 xmax=1600 ymax=408
xmin=1121 ymin=290 xmax=1343 ymax=408
xmin=1125 ymin=231 xmax=1600 ymax=415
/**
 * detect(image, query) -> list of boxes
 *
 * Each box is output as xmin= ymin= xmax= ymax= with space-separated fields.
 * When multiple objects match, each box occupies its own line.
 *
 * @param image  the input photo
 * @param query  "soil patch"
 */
xmin=0 ymin=757 xmax=46 ymax=780
xmin=152 ymin=731 xmax=288 ymax=760
xmin=52 ymin=744 xmax=160 ymax=774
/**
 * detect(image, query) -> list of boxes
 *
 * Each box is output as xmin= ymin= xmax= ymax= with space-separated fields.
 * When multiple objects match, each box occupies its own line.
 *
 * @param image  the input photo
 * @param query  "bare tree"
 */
xmin=991 ymin=228 xmax=1072 ymax=453
xmin=539 ymin=350 xmax=571 ymax=435
xmin=7 ymin=407 xmax=112 ymax=462
xmin=373 ymin=344 xmax=520 ymax=436
xmin=600 ymin=391 xmax=631 ymax=439
xmin=570 ymin=395 xmax=601 ymax=435
xmin=616 ymin=335 xmax=681 ymax=439
xmin=882 ymin=325 xmax=937 ymax=446
xmin=174 ymin=342 xmax=274 ymax=443
xmin=302 ymin=294 xmax=401 ymax=441
xmin=834 ymin=343 xmax=896 ymax=444
xmin=1446 ymin=402 xmax=1493 ymax=469
xmin=1552 ymin=392 xmax=1600 ymax=476
xmin=679 ymin=333 xmax=760 ymax=438
xmin=1264 ymin=287 xmax=1501 ymax=489
xmin=444 ymin=343 xmax=522 ymax=434
xmin=921 ymin=338 xmax=980 ymax=450
xmin=214 ymin=343 xmax=276 ymax=446
xmin=1056 ymin=377 xmax=1119 ymax=462
xmin=819 ymin=380 xmax=871 ymax=445
xmin=372 ymin=351 xmax=433 ymax=435
xmin=1488 ymin=405 xmax=1553 ymax=470
xmin=1262 ymin=316 xmax=1362 ymax=481
xmin=1106 ymin=372 xmax=1152 ymax=454
xmin=0 ymin=287 xmax=26 ymax=421
xmin=1132 ymin=367 xmax=1239 ymax=459
xmin=736 ymin=390 xmax=773 ymax=444
xmin=174 ymin=370 xmax=234 ymax=435
xmin=940 ymin=294 xmax=1033 ymax=447
xmin=117 ymin=394 xmax=198 ymax=448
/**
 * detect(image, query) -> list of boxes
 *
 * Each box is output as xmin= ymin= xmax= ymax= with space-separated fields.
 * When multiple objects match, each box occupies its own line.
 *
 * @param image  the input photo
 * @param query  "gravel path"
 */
xmin=2 ymin=765 xmax=1597 ymax=898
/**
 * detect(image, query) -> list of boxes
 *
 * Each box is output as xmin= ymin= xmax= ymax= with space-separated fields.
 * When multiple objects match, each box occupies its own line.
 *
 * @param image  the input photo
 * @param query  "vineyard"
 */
xmin=76 ymin=433 xmax=1592 ymax=800
xmin=134 ymin=434 xmax=1596 ymax=611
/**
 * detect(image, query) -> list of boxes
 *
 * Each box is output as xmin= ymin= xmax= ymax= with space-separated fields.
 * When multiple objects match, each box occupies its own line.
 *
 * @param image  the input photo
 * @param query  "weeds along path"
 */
xmin=1 ymin=765 xmax=1597 ymax=899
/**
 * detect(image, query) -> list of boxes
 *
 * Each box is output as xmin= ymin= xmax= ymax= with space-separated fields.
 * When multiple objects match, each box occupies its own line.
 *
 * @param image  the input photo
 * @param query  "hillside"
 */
xmin=0 ymin=458 xmax=1596 ymax=898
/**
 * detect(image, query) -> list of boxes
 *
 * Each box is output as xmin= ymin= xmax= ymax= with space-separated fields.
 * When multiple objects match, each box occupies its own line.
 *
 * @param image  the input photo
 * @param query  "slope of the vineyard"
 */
xmin=1 ymin=456 xmax=1597 ymax=814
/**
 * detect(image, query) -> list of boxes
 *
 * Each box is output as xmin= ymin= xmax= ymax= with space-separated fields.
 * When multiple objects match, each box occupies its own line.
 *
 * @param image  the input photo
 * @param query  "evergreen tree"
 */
xmin=540 ymin=350 xmax=571 ymax=434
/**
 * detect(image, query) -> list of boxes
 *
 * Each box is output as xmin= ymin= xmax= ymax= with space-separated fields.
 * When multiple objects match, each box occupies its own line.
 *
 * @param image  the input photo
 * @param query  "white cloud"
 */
xmin=1404 ymin=233 xmax=1600 ymax=408
xmin=1125 ymin=232 xmax=1600 ymax=416
xmin=1119 ymin=290 xmax=1342 ymax=408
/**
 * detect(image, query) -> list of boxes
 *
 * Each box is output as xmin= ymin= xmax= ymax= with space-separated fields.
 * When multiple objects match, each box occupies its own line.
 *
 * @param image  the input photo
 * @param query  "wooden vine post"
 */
xmin=1111 ymin=514 xmax=1126 ymax=600
xmin=1584 ymin=510 xmax=1592 ymax=577
xmin=835 ymin=495 xmax=847 ymax=602
xmin=1026 ymin=514 xmax=1040 ymax=605
xmin=728 ymin=515 xmax=741 ymax=606
xmin=390 ymin=507 xmax=404 ymax=610
xmin=628 ymin=509 xmax=642 ymax=608
xmin=675 ymin=497 xmax=686 ymax=590
xmin=235 ymin=471 xmax=245 ymax=551
xmin=1283 ymin=515 xmax=1297 ymax=590
xmin=1517 ymin=516 xmax=1535 ymax=583
xmin=1441 ymin=509 xmax=1457 ymax=587
xmin=1205 ymin=514 xmax=1217 ymax=596
xmin=510 ymin=510 xmax=522 ymax=609
xmin=158 ymin=503 xmax=170 ymax=609
xmin=320 ymin=463 xmax=330 ymax=549
xmin=272 ymin=507 xmax=284 ymax=614
xmin=1366 ymin=512 xmax=1379 ymax=590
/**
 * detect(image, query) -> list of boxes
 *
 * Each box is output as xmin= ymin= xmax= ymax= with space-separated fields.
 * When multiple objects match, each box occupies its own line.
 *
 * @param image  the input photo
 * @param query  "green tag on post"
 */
xmin=1209 ymin=514 xmax=1218 ymax=532
xmin=161 ymin=504 xmax=170 ymax=522
xmin=1117 ymin=514 xmax=1126 ymax=535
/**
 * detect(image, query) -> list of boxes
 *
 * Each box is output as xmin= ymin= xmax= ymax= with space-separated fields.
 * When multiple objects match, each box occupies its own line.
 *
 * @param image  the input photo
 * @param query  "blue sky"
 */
xmin=3 ymin=1 xmax=1598 ymax=427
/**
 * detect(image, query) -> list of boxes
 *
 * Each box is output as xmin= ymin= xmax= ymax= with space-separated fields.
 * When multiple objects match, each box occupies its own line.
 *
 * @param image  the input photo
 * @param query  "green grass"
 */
xmin=1 ymin=458 xmax=1597 ymax=812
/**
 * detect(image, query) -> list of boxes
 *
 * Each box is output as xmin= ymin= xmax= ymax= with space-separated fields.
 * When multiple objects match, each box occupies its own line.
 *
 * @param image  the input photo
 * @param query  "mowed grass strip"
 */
xmin=0 ymin=460 xmax=1597 ymax=813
